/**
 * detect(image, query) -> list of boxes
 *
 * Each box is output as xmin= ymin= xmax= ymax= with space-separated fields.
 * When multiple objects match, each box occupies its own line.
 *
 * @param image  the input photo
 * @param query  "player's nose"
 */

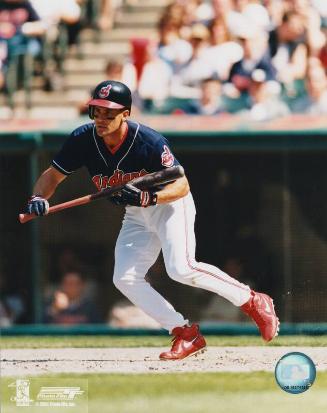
xmin=95 ymin=119 xmax=109 ymax=125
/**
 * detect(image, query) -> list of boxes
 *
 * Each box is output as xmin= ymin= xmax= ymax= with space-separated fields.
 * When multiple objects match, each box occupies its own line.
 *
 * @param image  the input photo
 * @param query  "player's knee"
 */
xmin=113 ymin=273 xmax=129 ymax=292
xmin=166 ymin=264 xmax=192 ymax=282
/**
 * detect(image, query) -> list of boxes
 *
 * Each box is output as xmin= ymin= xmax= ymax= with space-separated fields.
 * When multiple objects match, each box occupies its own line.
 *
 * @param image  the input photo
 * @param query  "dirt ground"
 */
xmin=1 ymin=347 xmax=327 ymax=376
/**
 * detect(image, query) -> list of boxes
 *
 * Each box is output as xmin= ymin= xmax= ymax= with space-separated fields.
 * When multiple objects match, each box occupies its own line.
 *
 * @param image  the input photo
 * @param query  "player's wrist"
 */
xmin=140 ymin=190 xmax=157 ymax=207
xmin=29 ymin=194 xmax=46 ymax=200
xmin=150 ymin=192 xmax=157 ymax=206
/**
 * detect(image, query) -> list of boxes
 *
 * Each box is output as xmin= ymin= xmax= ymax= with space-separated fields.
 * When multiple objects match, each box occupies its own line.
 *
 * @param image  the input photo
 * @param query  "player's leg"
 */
xmin=112 ymin=212 xmax=188 ymax=332
xmin=153 ymin=193 xmax=279 ymax=342
xmin=156 ymin=193 xmax=251 ymax=305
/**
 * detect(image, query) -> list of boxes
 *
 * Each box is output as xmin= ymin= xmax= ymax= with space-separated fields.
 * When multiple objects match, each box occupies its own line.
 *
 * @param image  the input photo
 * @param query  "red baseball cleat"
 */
xmin=241 ymin=290 xmax=280 ymax=342
xmin=159 ymin=324 xmax=206 ymax=360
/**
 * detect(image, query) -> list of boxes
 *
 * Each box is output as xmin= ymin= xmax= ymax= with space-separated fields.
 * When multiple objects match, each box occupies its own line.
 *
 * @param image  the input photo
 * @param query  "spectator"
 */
xmin=285 ymin=0 xmax=325 ymax=55
xmin=170 ymin=23 xmax=212 ymax=98
xmin=0 ymin=271 xmax=25 ymax=326
xmin=293 ymin=57 xmax=327 ymax=114
xmin=223 ymin=255 xmax=256 ymax=288
xmin=270 ymin=10 xmax=308 ymax=87
xmin=44 ymin=270 xmax=101 ymax=324
xmin=97 ymin=0 xmax=116 ymax=31
xmin=160 ymin=2 xmax=185 ymax=30
xmin=0 ymin=1 xmax=45 ymax=56
xmin=305 ymin=58 xmax=327 ymax=113
xmin=158 ymin=14 xmax=192 ymax=72
xmin=0 ymin=1 xmax=44 ymax=113
xmin=108 ymin=298 xmax=161 ymax=328
xmin=240 ymin=1 xmax=271 ymax=32
xmin=228 ymin=21 xmax=276 ymax=94
xmin=30 ymin=0 xmax=81 ymax=90
xmin=53 ymin=247 xmax=87 ymax=277
xmin=30 ymin=0 xmax=81 ymax=27
xmin=138 ymin=40 xmax=172 ymax=111
xmin=211 ymin=0 xmax=270 ymax=38
xmin=239 ymin=68 xmax=290 ymax=121
xmin=159 ymin=1 xmax=211 ymax=41
xmin=0 ymin=0 xmax=45 ymax=38
xmin=209 ymin=15 xmax=231 ymax=46
xmin=184 ymin=77 xmax=225 ymax=115
xmin=49 ymin=246 xmax=99 ymax=295
xmin=78 ymin=0 xmax=118 ymax=32
xmin=204 ymin=16 xmax=243 ymax=80
xmin=0 ymin=0 xmax=45 ymax=97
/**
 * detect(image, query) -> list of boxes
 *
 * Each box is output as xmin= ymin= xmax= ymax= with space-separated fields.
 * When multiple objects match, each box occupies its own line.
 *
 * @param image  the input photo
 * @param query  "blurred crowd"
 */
xmin=1 ymin=0 xmax=327 ymax=119
xmin=0 ymin=0 xmax=120 ymax=107
xmin=128 ymin=0 xmax=327 ymax=119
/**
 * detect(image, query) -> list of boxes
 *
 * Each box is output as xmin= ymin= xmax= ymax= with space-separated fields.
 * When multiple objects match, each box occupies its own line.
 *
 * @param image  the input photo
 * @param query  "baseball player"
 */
xmin=26 ymin=80 xmax=279 ymax=360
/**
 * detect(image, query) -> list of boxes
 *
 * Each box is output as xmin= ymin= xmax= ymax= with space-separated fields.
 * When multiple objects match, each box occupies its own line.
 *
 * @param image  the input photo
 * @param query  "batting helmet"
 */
xmin=88 ymin=80 xmax=132 ymax=119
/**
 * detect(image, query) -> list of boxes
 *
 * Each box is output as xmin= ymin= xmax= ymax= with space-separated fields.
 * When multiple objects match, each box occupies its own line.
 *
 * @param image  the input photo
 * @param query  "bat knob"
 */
xmin=19 ymin=213 xmax=36 ymax=224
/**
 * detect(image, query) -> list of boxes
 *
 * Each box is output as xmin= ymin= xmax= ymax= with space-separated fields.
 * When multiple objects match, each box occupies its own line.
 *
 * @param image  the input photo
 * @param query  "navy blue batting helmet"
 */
xmin=88 ymin=80 xmax=132 ymax=119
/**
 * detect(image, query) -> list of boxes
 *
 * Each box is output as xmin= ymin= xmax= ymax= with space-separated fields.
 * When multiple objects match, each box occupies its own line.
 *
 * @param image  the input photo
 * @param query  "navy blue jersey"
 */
xmin=52 ymin=120 xmax=180 ymax=191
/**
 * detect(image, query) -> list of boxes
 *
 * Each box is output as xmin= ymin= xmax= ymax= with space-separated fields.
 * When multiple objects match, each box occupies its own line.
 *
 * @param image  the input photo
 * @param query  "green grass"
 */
xmin=1 ymin=335 xmax=327 ymax=349
xmin=2 ymin=372 xmax=327 ymax=413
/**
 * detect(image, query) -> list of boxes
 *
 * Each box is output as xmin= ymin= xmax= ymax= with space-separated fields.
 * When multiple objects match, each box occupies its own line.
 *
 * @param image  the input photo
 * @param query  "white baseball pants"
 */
xmin=113 ymin=192 xmax=251 ymax=332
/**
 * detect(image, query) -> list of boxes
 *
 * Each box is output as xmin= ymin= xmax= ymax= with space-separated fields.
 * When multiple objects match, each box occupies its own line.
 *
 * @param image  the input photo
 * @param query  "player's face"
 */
xmin=93 ymin=106 xmax=128 ymax=137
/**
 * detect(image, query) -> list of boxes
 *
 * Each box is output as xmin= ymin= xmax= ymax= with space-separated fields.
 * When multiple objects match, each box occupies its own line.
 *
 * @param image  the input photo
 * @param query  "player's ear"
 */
xmin=122 ymin=109 xmax=130 ymax=120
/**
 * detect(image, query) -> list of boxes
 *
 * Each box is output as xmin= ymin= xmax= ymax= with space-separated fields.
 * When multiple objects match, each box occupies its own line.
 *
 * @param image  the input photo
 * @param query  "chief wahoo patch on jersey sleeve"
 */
xmin=161 ymin=145 xmax=175 ymax=167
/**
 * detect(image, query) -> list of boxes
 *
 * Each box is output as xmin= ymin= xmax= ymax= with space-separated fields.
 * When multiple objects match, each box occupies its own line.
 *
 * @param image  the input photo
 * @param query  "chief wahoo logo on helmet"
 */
xmin=98 ymin=84 xmax=112 ymax=98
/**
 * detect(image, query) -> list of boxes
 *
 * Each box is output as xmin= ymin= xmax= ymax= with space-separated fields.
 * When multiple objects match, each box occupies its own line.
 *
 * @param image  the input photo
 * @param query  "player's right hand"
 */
xmin=26 ymin=195 xmax=49 ymax=216
xmin=108 ymin=184 xmax=157 ymax=207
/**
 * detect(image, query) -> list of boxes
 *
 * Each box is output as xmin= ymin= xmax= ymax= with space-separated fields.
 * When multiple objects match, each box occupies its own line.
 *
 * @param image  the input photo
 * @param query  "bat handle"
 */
xmin=18 ymin=194 xmax=92 ymax=224
xmin=19 ymin=213 xmax=37 ymax=224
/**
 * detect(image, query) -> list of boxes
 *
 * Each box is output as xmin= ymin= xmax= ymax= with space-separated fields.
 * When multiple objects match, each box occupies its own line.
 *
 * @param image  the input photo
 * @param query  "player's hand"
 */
xmin=26 ymin=195 xmax=49 ymax=216
xmin=109 ymin=183 xmax=157 ymax=207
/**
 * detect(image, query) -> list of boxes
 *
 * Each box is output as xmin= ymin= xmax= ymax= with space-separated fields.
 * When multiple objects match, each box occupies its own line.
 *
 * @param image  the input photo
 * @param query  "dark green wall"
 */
xmin=1 ymin=132 xmax=327 ymax=323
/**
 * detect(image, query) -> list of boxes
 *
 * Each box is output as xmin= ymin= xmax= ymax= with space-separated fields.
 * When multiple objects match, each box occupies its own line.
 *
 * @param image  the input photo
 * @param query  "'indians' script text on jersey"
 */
xmin=52 ymin=121 xmax=180 ymax=190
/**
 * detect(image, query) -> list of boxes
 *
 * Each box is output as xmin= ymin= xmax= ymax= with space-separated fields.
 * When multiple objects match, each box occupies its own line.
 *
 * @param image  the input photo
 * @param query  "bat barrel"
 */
xmin=132 ymin=165 xmax=184 ymax=189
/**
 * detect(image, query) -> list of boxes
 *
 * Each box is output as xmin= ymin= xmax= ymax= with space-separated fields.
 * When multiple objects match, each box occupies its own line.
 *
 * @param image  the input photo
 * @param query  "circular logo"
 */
xmin=275 ymin=352 xmax=316 ymax=394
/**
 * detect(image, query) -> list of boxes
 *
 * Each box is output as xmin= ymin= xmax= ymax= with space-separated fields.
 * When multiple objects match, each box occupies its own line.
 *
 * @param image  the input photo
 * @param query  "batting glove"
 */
xmin=26 ymin=195 xmax=49 ymax=216
xmin=109 ymin=183 xmax=157 ymax=207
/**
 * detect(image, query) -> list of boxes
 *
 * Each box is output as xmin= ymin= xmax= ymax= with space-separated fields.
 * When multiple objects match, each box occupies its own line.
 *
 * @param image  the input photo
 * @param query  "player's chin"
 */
xmin=96 ymin=126 xmax=110 ymax=136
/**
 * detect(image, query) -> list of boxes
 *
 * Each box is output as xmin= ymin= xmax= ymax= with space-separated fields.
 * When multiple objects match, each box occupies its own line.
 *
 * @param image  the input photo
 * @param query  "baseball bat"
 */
xmin=19 ymin=165 xmax=184 ymax=224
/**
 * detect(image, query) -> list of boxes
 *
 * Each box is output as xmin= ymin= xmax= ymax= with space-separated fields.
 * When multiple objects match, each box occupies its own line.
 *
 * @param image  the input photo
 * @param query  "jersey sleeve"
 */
xmin=52 ymin=131 xmax=86 ymax=175
xmin=149 ymin=137 xmax=180 ymax=172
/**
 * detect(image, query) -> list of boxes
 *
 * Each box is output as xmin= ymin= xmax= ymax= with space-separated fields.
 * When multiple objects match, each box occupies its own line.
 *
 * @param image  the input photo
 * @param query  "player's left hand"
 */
xmin=109 ymin=183 xmax=157 ymax=207
xmin=26 ymin=195 xmax=49 ymax=216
